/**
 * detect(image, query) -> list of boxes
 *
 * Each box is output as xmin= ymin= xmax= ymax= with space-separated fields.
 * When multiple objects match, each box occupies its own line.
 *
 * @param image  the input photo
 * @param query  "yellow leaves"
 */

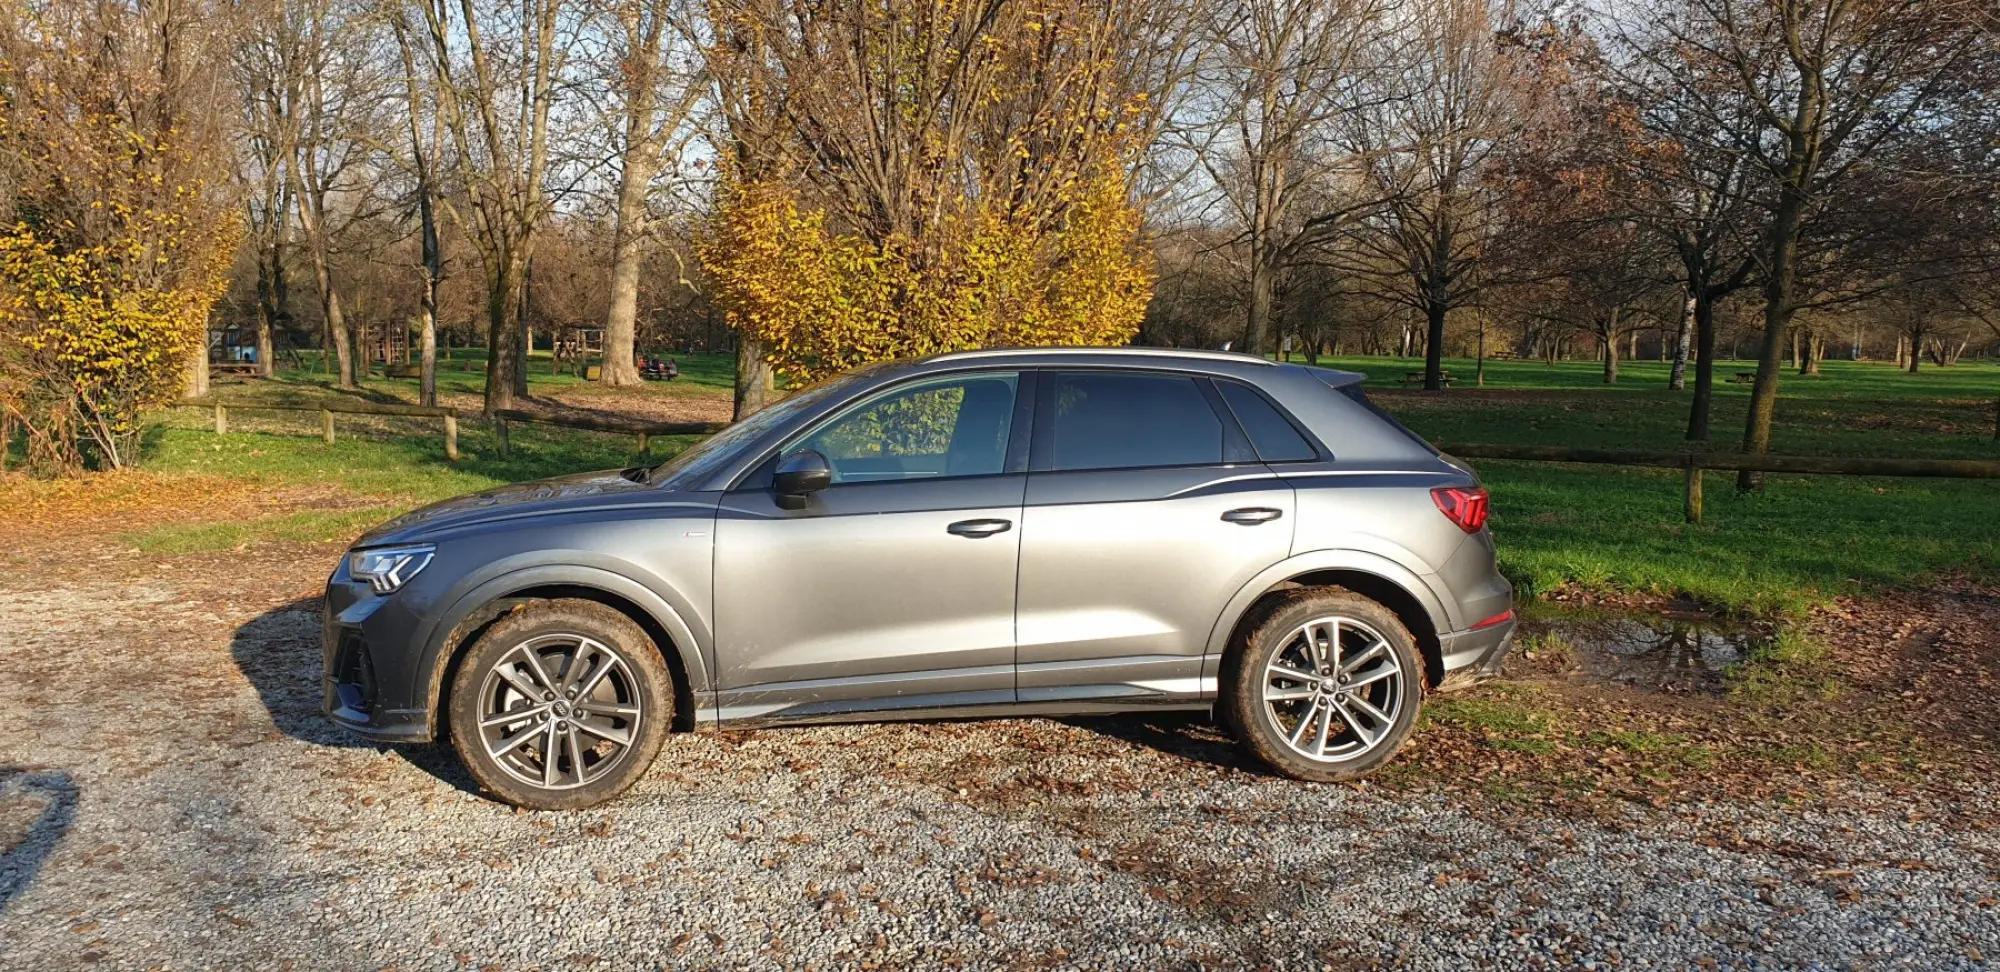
xmin=703 ymin=159 xmax=1152 ymax=384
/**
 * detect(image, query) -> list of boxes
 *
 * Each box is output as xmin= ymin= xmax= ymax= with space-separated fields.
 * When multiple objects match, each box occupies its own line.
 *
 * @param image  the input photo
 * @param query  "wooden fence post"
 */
xmin=495 ymin=417 xmax=510 ymax=456
xmin=214 ymin=402 xmax=227 ymax=435
xmin=444 ymin=412 xmax=459 ymax=462
xmin=1683 ymin=459 xmax=1704 ymax=524
xmin=321 ymin=408 xmax=335 ymax=444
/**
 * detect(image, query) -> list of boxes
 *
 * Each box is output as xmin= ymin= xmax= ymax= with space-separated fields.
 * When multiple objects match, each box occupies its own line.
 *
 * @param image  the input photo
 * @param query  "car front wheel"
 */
xmin=448 ymin=599 xmax=672 ymax=810
xmin=1226 ymin=588 xmax=1424 ymax=783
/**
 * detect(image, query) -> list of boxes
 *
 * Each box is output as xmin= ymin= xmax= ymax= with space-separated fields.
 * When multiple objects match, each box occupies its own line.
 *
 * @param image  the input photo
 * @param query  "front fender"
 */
xmin=415 ymin=560 xmax=713 ymax=732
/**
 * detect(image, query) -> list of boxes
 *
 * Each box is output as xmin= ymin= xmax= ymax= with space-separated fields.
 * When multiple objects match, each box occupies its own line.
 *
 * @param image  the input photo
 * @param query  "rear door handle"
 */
xmin=947 ymin=518 xmax=1013 ymax=538
xmin=1221 ymin=507 xmax=1283 ymax=525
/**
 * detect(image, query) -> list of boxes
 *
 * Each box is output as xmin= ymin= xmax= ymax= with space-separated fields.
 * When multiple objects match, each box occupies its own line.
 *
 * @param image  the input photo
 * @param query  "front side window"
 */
xmin=796 ymin=372 xmax=1019 ymax=484
xmin=1047 ymin=371 xmax=1224 ymax=472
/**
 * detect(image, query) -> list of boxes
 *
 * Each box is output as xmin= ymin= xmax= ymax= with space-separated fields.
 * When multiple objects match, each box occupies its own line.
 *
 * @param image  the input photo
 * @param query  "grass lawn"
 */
xmin=19 ymin=351 xmax=1994 ymax=618
xmin=1321 ymin=356 xmax=2000 ymax=615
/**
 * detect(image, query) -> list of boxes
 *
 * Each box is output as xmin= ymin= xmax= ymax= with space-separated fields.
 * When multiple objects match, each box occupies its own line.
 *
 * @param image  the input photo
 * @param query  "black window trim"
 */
xmin=1209 ymin=375 xmax=1330 ymax=463
xmin=730 ymin=368 xmax=1037 ymax=492
xmin=1027 ymin=365 xmax=1262 ymax=475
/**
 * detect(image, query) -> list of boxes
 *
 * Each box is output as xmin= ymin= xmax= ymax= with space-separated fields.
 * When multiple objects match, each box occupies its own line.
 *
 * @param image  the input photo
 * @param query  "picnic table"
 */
xmin=1399 ymin=370 xmax=1456 ymax=388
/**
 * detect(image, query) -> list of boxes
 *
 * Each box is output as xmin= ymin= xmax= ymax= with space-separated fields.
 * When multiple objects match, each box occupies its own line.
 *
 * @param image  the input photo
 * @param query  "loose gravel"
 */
xmin=2 ymin=560 xmax=1996 ymax=971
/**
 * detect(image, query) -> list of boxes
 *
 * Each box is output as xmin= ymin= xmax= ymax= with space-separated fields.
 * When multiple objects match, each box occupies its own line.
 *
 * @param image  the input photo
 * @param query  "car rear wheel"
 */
xmin=1226 ymin=587 xmax=1423 ymax=783
xmin=448 ymin=599 xmax=672 ymax=810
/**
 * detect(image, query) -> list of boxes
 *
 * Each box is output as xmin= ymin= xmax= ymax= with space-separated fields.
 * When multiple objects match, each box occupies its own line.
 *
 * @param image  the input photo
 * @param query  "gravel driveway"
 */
xmin=2 ymin=555 xmax=1995 ymax=971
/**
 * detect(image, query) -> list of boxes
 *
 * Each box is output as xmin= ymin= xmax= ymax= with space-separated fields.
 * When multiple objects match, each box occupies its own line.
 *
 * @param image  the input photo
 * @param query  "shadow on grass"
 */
xmin=0 ymin=767 xmax=77 ymax=914
xmin=230 ymin=598 xmax=481 ymax=798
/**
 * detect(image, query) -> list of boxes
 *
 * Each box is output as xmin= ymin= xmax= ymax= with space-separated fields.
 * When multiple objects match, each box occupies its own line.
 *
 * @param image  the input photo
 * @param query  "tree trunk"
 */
xmin=1686 ymin=289 xmax=1718 ymax=441
xmin=185 ymin=343 xmax=210 ymax=398
xmin=1789 ymin=326 xmax=1801 ymax=370
xmin=734 ymin=333 xmax=773 ymax=420
xmin=1422 ymin=301 xmax=1446 ymax=391
xmin=1603 ymin=326 xmax=1619 ymax=384
xmin=1738 ymin=189 xmax=1805 ymax=491
xmin=1475 ymin=324 xmax=1486 ymax=387
xmin=326 ymin=289 xmax=355 ymax=390
xmin=1242 ymin=253 xmax=1274 ymax=356
xmin=1801 ymin=330 xmax=1822 ymax=376
xmin=1669 ymin=290 xmax=1693 ymax=391
xmin=600 ymin=110 xmax=659 ymax=387
xmin=483 ymin=257 xmax=526 ymax=415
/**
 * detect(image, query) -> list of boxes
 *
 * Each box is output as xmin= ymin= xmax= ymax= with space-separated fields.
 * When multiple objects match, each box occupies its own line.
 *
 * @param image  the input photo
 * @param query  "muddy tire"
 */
xmin=1226 ymin=587 xmax=1424 ymax=783
xmin=447 ymin=599 xmax=672 ymax=810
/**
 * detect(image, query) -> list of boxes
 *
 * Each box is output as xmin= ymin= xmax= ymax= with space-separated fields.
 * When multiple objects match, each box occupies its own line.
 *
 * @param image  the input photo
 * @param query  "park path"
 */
xmin=1 ymin=545 xmax=1996 ymax=971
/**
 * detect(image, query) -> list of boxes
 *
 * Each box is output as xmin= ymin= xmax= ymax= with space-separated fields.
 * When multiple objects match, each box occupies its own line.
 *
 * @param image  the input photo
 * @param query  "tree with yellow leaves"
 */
xmin=701 ymin=0 xmax=1196 ymax=390
xmin=0 ymin=0 xmax=239 ymax=471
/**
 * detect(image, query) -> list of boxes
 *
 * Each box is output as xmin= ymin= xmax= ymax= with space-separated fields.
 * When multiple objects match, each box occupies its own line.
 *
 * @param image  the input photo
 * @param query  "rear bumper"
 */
xmin=1435 ymin=618 xmax=1515 ymax=690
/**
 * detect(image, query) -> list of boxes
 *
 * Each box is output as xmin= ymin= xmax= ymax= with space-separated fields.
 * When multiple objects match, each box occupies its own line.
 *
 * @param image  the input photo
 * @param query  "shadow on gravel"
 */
xmin=230 ymin=599 xmax=483 ymax=797
xmin=1064 ymin=712 xmax=1260 ymax=774
xmin=0 ymin=768 xmax=77 ymax=913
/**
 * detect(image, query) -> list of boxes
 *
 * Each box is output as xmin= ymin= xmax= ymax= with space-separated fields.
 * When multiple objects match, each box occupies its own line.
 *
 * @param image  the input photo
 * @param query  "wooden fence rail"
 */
xmin=1434 ymin=442 xmax=2000 ymax=524
xmin=177 ymin=396 xmax=460 ymax=461
xmin=491 ymin=408 xmax=728 ymax=457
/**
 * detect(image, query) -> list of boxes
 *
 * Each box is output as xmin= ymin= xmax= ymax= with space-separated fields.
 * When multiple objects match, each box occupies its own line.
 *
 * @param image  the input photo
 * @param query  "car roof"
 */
xmin=915 ymin=346 xmax=1364 ymax=386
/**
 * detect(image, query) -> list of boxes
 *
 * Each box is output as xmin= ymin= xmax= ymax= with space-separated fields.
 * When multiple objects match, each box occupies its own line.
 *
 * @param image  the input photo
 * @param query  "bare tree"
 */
xmin=284 ymin=0 xmax=392 ymax=390
xmin=1182 ymin=0 xmax=1388 ymax=357
xmin=387 ymin=5 xmax=443 ymax=406
xmin=596 ymin=0 xmax=705 ymax=387
xmin=415 ymin=0 xmax=578 ymax=414
xmin=1638 ymin=0 xmax=1991 ymax=488
xmin=1339 ymin=0 xmax=1554 ymax=391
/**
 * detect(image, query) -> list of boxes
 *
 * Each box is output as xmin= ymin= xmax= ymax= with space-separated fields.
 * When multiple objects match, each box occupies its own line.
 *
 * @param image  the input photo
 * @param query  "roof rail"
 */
xmin=928 ymin=346 xmax=1277 ymax=366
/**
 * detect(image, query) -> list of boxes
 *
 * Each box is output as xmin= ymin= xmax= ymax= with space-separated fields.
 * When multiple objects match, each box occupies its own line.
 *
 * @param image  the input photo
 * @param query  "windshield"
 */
xmin=647 ymin=368 xmax=876 ymax=490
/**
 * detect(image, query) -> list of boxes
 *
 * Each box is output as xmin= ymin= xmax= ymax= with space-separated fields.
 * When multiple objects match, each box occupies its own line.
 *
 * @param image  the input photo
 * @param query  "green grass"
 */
xmin=1425 ymin=687 xmax=1558 ymax=754
xmin=1315 ymin=356 xmax=2000 ymax=615
xmin=93 ymin=351 xmax=2000 ymax=614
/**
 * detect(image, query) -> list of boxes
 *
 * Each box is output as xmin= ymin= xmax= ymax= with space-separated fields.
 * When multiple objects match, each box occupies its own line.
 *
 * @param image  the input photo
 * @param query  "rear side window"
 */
xmin=1047 ymin=372 xmax=1224 ymax=471
xmin=1217 ymin=382 xmax=1317 ymax=462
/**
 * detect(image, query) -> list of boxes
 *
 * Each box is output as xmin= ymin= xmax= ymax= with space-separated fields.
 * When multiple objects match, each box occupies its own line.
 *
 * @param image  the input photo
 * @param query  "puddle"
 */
xmin=1519 ymin=612 xmax=1768 ymax=692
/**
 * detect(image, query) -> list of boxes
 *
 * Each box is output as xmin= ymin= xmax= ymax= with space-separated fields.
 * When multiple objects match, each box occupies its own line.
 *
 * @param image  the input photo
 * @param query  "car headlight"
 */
xmin=347 ymin=544 xmax=435 ymax=595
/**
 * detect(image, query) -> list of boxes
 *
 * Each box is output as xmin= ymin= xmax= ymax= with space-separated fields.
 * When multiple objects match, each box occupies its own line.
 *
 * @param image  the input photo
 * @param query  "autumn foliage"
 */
xmin=701 ymin=0 xmax=1159 ymax=383
xmin=0 ymin=2 xmax=238 ymax=471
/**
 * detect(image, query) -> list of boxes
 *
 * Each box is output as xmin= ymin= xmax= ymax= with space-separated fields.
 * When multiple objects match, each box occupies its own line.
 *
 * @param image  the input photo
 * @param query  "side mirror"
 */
xmin=772 ymin=449 xmax=833 ymax=510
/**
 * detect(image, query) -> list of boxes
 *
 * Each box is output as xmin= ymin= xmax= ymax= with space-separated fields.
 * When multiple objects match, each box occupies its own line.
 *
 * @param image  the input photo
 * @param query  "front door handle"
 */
xmin=947 ymin=518 xmax=1013 ymax=538
xmin=1221 ymin=507 xmax=1284 ymax=525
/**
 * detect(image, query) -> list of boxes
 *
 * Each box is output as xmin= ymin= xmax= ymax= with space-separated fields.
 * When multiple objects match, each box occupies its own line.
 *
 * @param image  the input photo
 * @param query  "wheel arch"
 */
xmin=422 ymin=566 xmax=708 ymax=738
xmin=1205 ymin=552 xmax=1452 ymax=693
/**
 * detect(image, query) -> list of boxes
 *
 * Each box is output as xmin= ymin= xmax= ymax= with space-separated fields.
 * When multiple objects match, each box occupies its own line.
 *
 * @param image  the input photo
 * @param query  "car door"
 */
xmin=711 ymin=370 xmax=1032 ymax=724
xmin=1014 ymin=369 xmax=1297 ymax=706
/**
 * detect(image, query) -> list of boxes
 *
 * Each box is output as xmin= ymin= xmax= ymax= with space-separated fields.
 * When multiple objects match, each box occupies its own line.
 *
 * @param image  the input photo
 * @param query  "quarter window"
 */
xmin=1047 ymin=372 xmax=1225 ymax=472
xmin=1217 ymin=381 xmax=1317 ymax=462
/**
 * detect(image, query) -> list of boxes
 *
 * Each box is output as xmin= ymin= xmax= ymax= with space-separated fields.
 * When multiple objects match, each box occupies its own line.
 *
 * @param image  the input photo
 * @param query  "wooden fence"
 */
xmin=178 ymin=397 xmax=460 ymax=461
xmin=1435 ymin=442 xmax=2000 ymax=523
xmin=491 ymin=408 xmax=727 ymax=457
xmin=174 ymin=398 xmax=728 ymax=462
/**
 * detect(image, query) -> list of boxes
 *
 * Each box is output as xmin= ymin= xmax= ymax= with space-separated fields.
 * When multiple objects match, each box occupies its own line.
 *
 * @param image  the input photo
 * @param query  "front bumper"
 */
xmin=1435 ymin=618 xmax=1515 ymax=690
xmin=323 ymin=563 xmax=436 ymax=743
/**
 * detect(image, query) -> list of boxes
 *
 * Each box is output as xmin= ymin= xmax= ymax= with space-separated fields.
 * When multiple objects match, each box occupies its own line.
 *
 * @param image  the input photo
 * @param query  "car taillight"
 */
xmin=1432 ymin=486 xmax=1489 ymax=534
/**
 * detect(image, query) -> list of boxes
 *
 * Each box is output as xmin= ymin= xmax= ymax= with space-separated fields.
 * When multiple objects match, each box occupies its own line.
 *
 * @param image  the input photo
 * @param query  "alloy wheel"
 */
xmin=474 ymin=634 xmax=644 ymax=791
xmin=1261 ymin=615 xmax=1406 ymax=763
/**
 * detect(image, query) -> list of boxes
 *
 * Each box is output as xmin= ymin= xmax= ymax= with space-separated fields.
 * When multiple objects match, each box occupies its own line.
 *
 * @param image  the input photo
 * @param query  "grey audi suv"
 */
xmin=325 ymin=348 xmax=1514 ymax=809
